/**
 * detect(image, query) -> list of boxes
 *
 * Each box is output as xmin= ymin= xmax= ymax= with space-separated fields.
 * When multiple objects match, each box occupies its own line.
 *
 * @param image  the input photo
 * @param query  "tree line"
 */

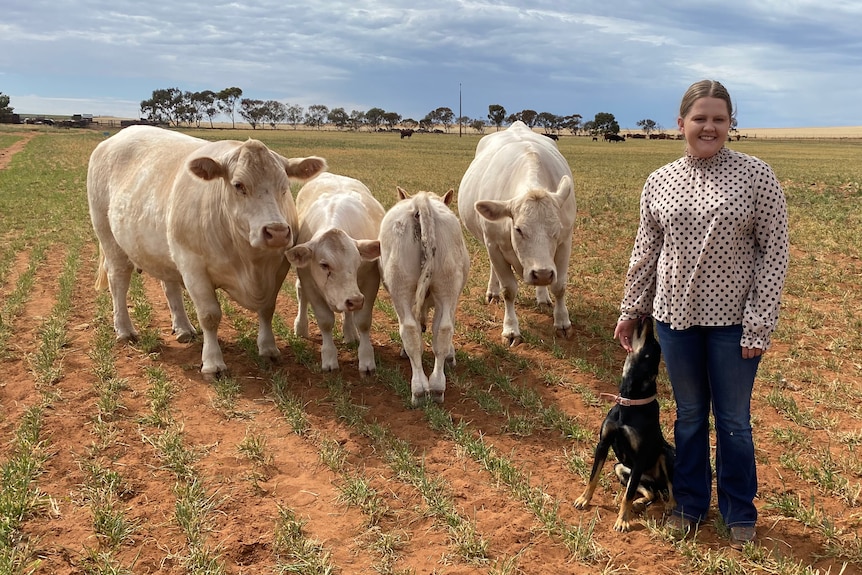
xmin=0 ymin=88 xmax=662 ymax=136
xmin=138 ymin=86 xmax=653 ymax=136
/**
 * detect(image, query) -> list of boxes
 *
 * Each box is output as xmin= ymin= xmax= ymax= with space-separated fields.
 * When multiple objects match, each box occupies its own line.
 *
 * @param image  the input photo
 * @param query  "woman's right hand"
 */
xmin=614 ymin=318 xmax=639 ymax=353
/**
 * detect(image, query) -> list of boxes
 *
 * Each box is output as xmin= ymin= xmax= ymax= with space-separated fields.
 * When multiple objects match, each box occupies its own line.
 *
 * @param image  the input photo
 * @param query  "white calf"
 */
xmin=379 ymin=188 xmax=470 ymax=406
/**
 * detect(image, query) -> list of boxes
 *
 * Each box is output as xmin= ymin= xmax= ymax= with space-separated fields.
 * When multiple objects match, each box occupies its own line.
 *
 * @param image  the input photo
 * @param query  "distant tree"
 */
xmin=328 ymin=107 xmax=350 ymax=130
xmin=264 ymin=100 xmax=287 ymax=129
xmin=239 ymin=98 xmax=267 ymax=129
xmin=537 ymin=112 xmax=564 ymax=133
xmin=518 ymin=109 xmax=538 ymax=127
xmin=425 ymin=107 xmax=454 ymax=131
xmin=305 ymin=104 xmax=329 ymax=129
xmin=217 ymin=87 xmax=243 ymax=129
xmin=592 ymin=112 xmax=619 ymax=135
xmin=401 ymin=118 xmax=418 ymax=130
xmin=349 ymin=109 xmax=366 ymax=131
xmin=582 ymin=120 xmax=596 ymax=136
xmin=487 ymin=104 xmax=506 ymax=131
xmin=365 ymin=107 xmax=386 ymax=131
xmin=636 ymin=118 xmax=657 ymax=135
xmin=383 ymin=111 xmax=402 ymax=130
xmin=284 ymin=104 xmax=304 ymax=129
xmin=140 ymin=87 xmax=183 ymax=126
xmin=191 ymin=90 xmax=218 ymax=128
xmin=0 ymin=92 xmax=15 ymax=119
xmin=469 ymin=119 xmax=486 ymax=134
xmin=562 ymin=114 xmax=582 ymax=135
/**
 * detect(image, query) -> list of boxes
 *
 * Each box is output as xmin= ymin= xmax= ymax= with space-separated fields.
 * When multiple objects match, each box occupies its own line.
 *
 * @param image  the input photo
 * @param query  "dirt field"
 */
xmin=1 ymin=130 xmax=859 ymax=575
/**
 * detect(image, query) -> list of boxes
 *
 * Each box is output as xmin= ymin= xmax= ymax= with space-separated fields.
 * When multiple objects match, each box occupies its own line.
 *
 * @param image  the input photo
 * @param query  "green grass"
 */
xmin=1 ymin=126 xmax=861 ymax=574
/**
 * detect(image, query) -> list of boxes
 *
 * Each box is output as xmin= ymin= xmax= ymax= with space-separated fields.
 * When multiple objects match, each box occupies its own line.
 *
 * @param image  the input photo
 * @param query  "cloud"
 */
xmin=2 ymin=1 xmax=859 ymax=128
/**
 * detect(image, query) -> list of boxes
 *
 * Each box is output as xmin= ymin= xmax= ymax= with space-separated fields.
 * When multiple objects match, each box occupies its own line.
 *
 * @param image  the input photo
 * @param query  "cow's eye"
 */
xmin=514 ymin=226 xmax=524 ymax=237
xmin=234 ymin=182 xmax=247 ymax=195
xmin=320 ymin=262 xmax=330 ymax=273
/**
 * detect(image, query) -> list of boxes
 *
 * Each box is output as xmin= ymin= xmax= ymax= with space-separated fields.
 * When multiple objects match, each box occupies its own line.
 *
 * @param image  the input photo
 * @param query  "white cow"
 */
xmin=87 ymin=125 xmax=326 ymax=377
xmin=287 ymin=172 xmax=384 ymax=373
xmin=379 ymin=187 xmax=470 ymax=406
xmin=458 ymin=120 xmax=576 ymax=345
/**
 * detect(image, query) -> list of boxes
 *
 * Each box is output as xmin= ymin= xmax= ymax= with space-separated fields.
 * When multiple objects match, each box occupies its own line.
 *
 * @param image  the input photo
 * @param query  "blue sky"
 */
xmin=2 ymin=1 xmax=860 ymax=129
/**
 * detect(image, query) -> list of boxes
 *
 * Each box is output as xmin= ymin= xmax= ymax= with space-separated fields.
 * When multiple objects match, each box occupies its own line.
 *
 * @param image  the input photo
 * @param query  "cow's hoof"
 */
xmin=504 ymin=334 xmax=522 ymax=347
xmin=359 ymin=366 xmax=376 ymax=377
xmin=175 ymin=330 xmax=196 ymax=344
xmin=486 ymin=293 xmax=500 ymax=304
xmin=555 ymin=325 xmax=574 ymax=340
xmin=117 ymin=332 xmax=139 ymax=344
xmin=201 ymin=368 xmax=228 ymax=383
xmin=430 ymin=390 xmax=445 ymax=404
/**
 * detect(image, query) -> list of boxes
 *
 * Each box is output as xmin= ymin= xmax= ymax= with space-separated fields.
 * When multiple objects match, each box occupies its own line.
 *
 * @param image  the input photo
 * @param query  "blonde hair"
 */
xmin=679 ymin=80 xmax=734 ymax=120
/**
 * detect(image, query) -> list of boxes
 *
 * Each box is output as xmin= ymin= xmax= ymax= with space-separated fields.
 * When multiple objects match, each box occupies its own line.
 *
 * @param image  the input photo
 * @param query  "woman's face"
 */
xmin=677 ymin=96 xmax=730 ymax=158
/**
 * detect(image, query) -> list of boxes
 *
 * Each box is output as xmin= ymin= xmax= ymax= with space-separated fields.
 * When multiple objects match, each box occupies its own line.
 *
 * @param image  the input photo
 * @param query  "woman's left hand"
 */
xmin=742 ymin=347 xmax=764 ymax=359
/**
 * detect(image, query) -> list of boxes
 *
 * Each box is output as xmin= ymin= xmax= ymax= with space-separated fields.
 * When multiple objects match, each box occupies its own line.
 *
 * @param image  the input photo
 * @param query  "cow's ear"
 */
xmin=474 ymin=199 xmax=511 ymax=221
xmin=285 ymin=244 xmax=313 ymax=267
xmin=283 ymin=156 xmax=327 ymax=182
xmin=357 ymin=239 xmax=381 ymax=261
xmin=396 ymin=186 xmax=410 ymax=200
xmin=441 ymin=188 xmax=455 ymax=205
xmin=188 ymin=157 xmax=226 ymax=181
xmin=553 ymin=175 xmax=574 ymax=205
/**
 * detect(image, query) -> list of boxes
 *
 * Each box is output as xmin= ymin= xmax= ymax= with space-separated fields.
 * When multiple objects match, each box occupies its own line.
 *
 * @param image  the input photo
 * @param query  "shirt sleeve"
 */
xmin=741 ymin=158 xmax=789 ymax=350
xmin=619 ymin=175 xmax=664 ymax=322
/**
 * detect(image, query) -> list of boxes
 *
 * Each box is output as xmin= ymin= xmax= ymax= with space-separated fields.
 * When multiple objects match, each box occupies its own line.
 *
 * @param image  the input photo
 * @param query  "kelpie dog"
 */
xmin=573 ymin=316 xmax=675 ymax=531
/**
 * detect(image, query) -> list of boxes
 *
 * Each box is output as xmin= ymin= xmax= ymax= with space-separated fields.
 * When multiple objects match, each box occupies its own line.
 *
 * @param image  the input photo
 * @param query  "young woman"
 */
xmin=614 ymin=79 xmax=789 ymax=548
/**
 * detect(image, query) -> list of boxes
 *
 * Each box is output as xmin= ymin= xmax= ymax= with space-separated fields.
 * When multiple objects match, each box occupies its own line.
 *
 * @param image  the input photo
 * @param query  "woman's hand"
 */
xmin=614 ymin=318 xmax=639 ymax=353
xmin=742 ymin=346 xmax=764 ymax=359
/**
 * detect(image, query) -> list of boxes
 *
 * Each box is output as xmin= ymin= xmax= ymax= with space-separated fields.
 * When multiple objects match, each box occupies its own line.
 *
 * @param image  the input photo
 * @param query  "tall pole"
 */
xmin=459 ymin=82 xmax=462 ymax=137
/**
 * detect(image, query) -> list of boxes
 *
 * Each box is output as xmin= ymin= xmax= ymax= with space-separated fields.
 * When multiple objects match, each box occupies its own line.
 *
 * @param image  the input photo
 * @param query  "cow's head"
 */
xmin=474 ymin=175 xmax=573 ymax=286
xmin=188 ymin=140 xmax=327 ymax=250
xmin=286 ymin=228 xmax=380 ymax=312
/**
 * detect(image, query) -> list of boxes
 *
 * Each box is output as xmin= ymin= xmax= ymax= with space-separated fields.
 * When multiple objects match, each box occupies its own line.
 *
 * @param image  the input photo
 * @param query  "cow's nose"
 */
xmin=344 ymin=295 xmax=365 ymax=311
xmin=263 ymin=224 xmax=291 ymax=247
xmin=528 ymin=268 xmax=555 ymax=286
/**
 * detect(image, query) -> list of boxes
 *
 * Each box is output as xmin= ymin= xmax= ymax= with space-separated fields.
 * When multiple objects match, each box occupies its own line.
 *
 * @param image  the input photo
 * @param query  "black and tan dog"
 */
xmin=574 ymin=316 xmax=675 ymax=531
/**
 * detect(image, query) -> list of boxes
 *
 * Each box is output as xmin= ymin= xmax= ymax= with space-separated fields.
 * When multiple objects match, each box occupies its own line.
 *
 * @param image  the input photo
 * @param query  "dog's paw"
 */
xmin=613 ymin=518 xmax=633 ymax=532
xmin=573 ymin=495 xmax=590 ymax=509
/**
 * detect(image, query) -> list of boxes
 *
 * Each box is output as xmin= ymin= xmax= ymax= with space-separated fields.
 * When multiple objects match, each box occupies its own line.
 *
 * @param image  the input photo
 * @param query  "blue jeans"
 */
xmin=656 ymin=322 xmax=760 ymax=528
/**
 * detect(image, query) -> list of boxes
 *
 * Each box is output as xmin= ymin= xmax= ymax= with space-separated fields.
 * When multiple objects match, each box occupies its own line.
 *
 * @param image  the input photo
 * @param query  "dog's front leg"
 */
xmin=614 ymin=466 xmax=646 ymax=532
xmin=574 ymin=435 xmax=613 ymax=509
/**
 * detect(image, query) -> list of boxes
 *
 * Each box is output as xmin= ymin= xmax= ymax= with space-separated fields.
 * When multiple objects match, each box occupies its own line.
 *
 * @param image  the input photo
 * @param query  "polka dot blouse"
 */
xmin=619 ymin=147 xmax=789 ymax=350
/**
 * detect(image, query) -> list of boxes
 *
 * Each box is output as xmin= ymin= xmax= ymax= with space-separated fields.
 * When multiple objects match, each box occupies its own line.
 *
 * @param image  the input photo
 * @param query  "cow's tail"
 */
xmin=412 ymin=193 xmax=436 ymax=319
xmin=94 ymin=243 xmax=109 ymax=291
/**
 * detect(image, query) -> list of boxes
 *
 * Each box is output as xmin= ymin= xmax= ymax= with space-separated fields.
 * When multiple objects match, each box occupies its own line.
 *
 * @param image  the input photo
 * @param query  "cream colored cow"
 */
xmin=87 ymin=125 xmax=326 ymax=377
xmin=458 ymin=121 xmax=576 ymax=345
xmin=378 ymin=187 xmax=470 ymax=406
xmin=287 ymin=172 xmax=383 ymax=373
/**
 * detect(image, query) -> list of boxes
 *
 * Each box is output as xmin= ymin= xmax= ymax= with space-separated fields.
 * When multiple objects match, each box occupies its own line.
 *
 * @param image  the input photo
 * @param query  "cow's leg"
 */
xmin=256 ymin=296 xmax=281 ymax=362
xmin=293 ymin=278 xmax=310 ymax=338
xmin=256 ymin=264 xmax=288 ymax=364
xmin=315 ymin=304 xmax=339 ymax=371
xmin=535 ymin=285 xmax=552 ymax=306
xmin=390 ymin=293 xmax=427 ymax=405
xmin=161 ymin=280 xmax=196 ymax=343
xmin=484 ymin=267 xmax=502 ymax=303
xmin=428 ymin=299 xmax=457 ymax=404
xmin=487 ymin=253 xmax=521 ymax=345
xmin=354 ymin=266 xmax=379 ymax=374
xmin=103 ymin=249 xmax=138 ymax=343
xmin=342 ymin=311 xmax=359 ymax=343
xmin=185 ymin=283 xmax=226 ymax=377
xmin=551 ymin=244 xmax=573 ymax=339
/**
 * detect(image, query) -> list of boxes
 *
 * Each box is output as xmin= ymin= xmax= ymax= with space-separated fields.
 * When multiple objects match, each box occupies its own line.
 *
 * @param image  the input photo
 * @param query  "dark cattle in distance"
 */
xmin=542 ymin=133 xmax=559 ymax=141
xmin=604 ymin=133 xmax=625 ymax=143
xmin=400 ymin=129 xmax=414 ymax=139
